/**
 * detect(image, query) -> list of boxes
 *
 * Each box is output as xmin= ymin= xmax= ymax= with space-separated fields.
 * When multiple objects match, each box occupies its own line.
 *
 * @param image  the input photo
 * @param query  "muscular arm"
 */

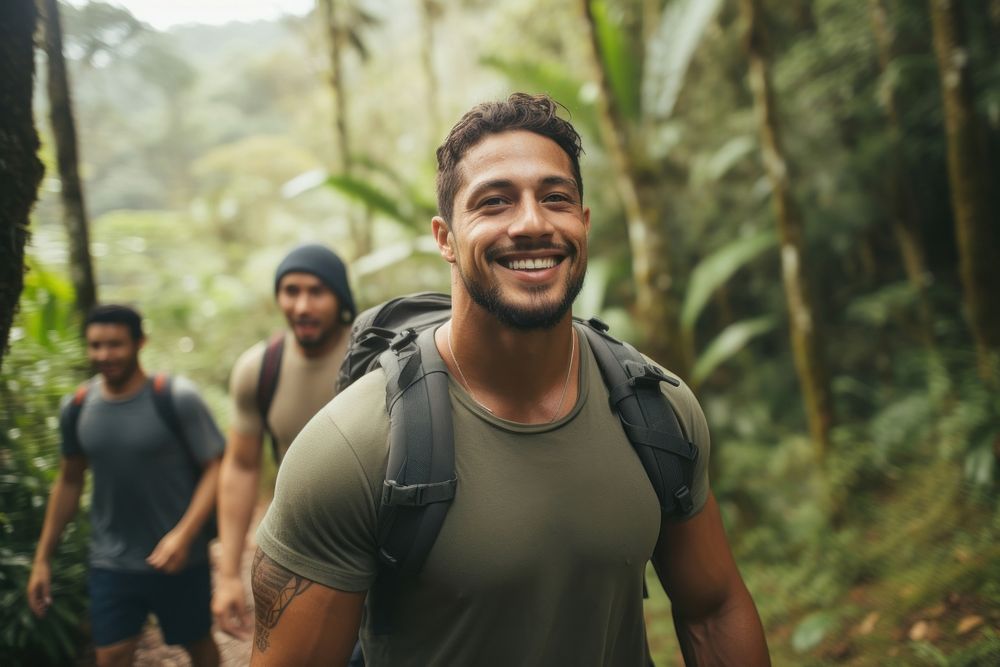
xmin=249 ymin=548 xmax=364 ymax=667
xmin=652 ymin=492 xmax=770 ymax=666
xmin=28 ymin=455 xmax=88 ymax=617
xmin=213 ymin=429 xmax=263 ymax=637
xmin=218 ymin=429 xmax=264 ymax=578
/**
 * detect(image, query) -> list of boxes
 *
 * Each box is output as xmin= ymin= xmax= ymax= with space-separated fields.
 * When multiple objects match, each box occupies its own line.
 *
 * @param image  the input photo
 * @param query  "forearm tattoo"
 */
xmin=251 ymin=548 xmax=314 ymax=653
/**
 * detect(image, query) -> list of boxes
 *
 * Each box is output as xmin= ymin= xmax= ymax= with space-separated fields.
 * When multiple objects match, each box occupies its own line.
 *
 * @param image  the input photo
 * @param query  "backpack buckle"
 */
xmin=624 ymin=360 xmax=680 ymax=388
xmin=390 ymin=328 xmax=419 ymax=352
xmin=586 ymin=316 xmax=610 ymax=332
xmin=674 ymin=485 xmax=694 ymax=515
xmin=381 ymin=478 xmax=457 ymax=507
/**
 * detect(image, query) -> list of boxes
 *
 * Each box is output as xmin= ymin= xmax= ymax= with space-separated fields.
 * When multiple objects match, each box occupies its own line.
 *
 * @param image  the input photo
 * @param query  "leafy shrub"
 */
xmin=0 ymin=265 xmax=91 ymax=665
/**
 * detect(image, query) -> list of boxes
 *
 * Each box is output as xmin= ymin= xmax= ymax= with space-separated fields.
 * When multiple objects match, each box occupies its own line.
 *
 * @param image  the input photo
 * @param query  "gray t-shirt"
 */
xmin=60 ymin=375 xmax=225 ymax=572
xmin=257 ymin=329 xmax=711 ymax=666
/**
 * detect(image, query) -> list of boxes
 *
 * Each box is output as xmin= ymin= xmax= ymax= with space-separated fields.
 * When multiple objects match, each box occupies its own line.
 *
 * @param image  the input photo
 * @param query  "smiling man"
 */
xmin=248 ymin=94 xmax=770 ymax=666
xmin=212 ymin=244 xmax=356 ymax=639
xmin=28 ymin=304 xmax=224 ymax=667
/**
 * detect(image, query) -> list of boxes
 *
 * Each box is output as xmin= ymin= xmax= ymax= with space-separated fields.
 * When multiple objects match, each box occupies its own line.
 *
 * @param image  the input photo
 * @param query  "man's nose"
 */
xmin=508 ymin=197 xmax=554 ymax=238
xmin=293 ymin=293 xmax=312 ymax=314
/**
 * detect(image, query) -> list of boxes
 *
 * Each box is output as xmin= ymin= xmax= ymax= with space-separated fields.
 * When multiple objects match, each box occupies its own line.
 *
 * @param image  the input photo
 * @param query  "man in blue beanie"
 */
xmin=212 ymin=244 xmax=356 ymax=640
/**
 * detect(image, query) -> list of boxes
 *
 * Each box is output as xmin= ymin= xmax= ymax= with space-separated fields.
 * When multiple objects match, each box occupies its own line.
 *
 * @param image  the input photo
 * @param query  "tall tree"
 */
xmin=869 ymin=0 xmax=937 ymax=349
xmin=929 ymin=0 xmax=1000 ymax=382
xmin=579 ymin=0 xmax=712 ymax=378
xmin=40 ymin=0 xmax=97 ymax=318
xmin=581 ymin=0 xmax=670 ymax=358
xmin=739 ymin=0 xmax=835 ymax=461
xmin=317 ymin=0 xmax=377 ymax=257
xmin=0 ymin=0 xmax=45 ymax=369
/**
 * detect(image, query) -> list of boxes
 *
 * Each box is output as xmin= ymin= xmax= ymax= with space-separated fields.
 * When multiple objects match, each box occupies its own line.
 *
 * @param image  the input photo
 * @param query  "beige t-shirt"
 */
xmin=228 ymin=331 xmax=348 ymax=461
xmin=257 ymin=330 xmax=710 ymax=666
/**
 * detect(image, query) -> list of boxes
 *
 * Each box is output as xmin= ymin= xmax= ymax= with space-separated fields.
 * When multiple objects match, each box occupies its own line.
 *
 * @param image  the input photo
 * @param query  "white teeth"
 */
xmin=507 ymin=257 xmax=557 ymax=270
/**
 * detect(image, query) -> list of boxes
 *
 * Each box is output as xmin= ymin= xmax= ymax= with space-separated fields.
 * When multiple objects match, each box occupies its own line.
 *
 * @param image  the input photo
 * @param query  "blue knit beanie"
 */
xmin=274 ymin=244 xmax=356 ymax=323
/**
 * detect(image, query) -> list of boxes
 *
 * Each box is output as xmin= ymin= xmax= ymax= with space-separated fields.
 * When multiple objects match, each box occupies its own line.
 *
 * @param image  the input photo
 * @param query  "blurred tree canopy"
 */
xmin=4 ymin=0 xmax=999 ymax=664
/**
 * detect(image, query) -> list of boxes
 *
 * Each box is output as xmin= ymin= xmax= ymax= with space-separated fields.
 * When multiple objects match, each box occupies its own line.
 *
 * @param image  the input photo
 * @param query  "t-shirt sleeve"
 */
xmin=659 ymin=375 xmax=712 ymax=521
xmin=255 ymin=372 xmax=388 ymax=593
xmin=57 ymin=394 xmax=82 ymax=458
xmin=228 ymin=342 xmax=266 ymax=439
xmin=171 ymin=376 xmax=225 ymax=464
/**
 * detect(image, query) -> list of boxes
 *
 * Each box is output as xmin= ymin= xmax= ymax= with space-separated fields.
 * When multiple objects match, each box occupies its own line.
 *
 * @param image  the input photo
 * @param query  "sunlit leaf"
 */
xmin=643 ymin=0 xmax=724 ymax=120
xmin=694 ymin=135 xmax=756 ymax=185
xmin=681 ymin=230 xmax=777 ymax=331
xmin=791 ymin=610 xmax=838 ymax=653
xmin=964 ymin=443 xmax=995 ymax=487
xmin=324 ymin=174 xmax=410 ymax=224
xmin=589 ymin=0 xmax=640 ymax=122
xmin=352 ymin=237 xmax=440 ymax=277
xmin=692 ymin=317 xmax=774 ymax=385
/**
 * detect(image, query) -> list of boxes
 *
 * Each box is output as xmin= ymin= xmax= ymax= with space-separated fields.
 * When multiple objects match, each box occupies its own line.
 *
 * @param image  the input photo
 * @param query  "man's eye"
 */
xmin=543 ymin=193 xmax=571 ymax=203
xmin=480 ymin=196 xmax=507 ymax=207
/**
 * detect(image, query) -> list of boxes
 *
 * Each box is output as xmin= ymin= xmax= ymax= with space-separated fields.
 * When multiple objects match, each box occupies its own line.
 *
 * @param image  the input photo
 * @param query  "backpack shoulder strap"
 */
xmin=59 ymin=381 xmax=93 ymax=454
xmin=151 ymin=372 xmax=200 ymax=471
xmin=336 ymin=292 xmax=452 ymax=393
xmin=256 ymin=332 xmax=285 ymax=462
xmin=370 ymin=326 xmax=457 ymax=634
xmin=576 ymin=318 xmax=698 ymax=517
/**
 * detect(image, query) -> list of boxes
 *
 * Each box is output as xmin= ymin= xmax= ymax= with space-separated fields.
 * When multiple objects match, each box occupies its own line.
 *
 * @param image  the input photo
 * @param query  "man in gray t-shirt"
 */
xmin=27 ymin=305 xmax=225 ymax=667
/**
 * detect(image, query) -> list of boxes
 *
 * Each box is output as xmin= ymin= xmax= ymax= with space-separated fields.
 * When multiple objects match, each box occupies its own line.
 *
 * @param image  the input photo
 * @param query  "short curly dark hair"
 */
xmin=435 ymin=93 xmax=584 ymax=223
xmin=85 ymin=304 xmax=144 ymax=341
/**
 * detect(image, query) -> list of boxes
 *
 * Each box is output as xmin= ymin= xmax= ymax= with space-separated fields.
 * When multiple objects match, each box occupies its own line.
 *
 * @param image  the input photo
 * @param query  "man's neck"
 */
xmin=438 ymin=295 xmax=579 ymax=424
xmin=100 ymin=368 xmax=148 ymax=400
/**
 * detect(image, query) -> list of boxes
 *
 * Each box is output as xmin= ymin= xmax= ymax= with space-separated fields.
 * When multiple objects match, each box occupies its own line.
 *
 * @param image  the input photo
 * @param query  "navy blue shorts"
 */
xmin=87 ymin=564 xmax=213 ymax=647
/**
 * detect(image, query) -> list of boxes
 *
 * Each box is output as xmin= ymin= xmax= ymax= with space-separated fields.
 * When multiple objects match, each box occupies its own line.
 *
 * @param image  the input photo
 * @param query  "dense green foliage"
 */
xmin=4 ymin=0 xmax=998 ymax=664
xmin=1 ymin=267 xmax=90 ymax=665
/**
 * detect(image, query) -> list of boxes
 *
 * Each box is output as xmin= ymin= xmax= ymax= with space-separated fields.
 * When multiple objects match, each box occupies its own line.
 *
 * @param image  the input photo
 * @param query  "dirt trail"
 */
xmin=131 ymin=504 xmax=266 ymax=666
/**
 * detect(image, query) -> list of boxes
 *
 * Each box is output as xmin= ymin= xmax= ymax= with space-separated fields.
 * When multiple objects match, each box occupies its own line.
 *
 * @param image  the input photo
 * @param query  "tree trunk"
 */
xmin=319 ymin=0 xmax=351 ymax=175
xmin=40 ymin=0 xmax=97 ymax=318
xmin=929 ymin=0 xmax=1000 ymax=382
xmin=0 ymin=0 xmax=45 ymax=369
xmin=579 ymin=0 xmax=688 ymax=378
xmin=740 ymin=0 xmax=834 ymax=461
xmin=869 ymin=0 xmax=937 ymax=347
xmin=419 ymin=0 xmax=441 ymax=140
xmin=318 ymin=0 xmax=371 ymax=257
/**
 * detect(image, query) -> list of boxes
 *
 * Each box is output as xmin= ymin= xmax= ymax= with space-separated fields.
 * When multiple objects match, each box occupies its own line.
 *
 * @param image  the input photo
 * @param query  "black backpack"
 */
xmin=337 ymin=292 xmax=699 ymax=633
xmin=59 ymin=373 xmax=218 ymax=539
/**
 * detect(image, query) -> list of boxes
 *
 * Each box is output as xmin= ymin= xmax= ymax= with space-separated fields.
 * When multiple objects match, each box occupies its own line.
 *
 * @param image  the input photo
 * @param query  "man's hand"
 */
xmin=27 ymin=560 xmax=53 ymax=618
xmin=213 ymin=573 xmax=253 ymax=640
xmin=146 ymin=528 xmax=192 ymax=573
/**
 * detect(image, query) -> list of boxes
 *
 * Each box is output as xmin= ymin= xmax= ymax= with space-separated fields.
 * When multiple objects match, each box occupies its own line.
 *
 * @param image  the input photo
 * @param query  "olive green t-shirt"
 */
xmin=229 ymin=331 xmax=348 ymax=461
xmin=257 ymin=328 xmax=711 ymax=666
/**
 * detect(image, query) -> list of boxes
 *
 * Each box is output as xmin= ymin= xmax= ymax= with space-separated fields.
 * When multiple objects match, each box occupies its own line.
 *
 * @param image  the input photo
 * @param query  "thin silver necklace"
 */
xmin=447 ymin=323 xmax=577 ymax=423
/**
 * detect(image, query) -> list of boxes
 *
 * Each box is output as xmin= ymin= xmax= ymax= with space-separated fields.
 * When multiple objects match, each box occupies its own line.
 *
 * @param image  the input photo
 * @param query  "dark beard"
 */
xmin=459 ymin=258 xmax=586 ymax=330
xmin=96 ymin=356 xmax=141 ymax=390
xmin=295 ymin=329 xmax=333 ymax=349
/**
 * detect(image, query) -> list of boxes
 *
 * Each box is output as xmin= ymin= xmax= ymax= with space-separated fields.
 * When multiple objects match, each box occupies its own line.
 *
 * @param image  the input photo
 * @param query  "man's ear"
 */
xmin=432 ymin=216 xmax=456 ymax=263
